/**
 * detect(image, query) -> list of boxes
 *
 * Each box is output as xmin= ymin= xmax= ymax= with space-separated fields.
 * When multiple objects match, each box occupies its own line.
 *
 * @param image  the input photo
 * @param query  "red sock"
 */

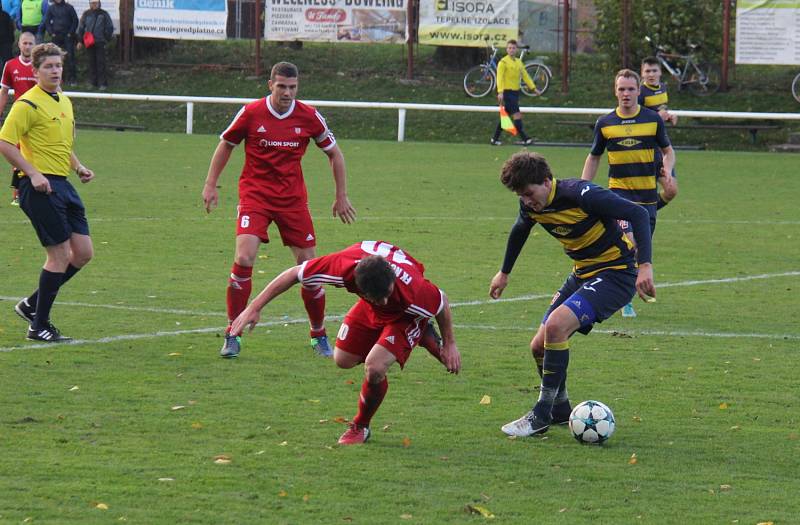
xmin=226 ymin=263 xmax=253 ymax=325
xmin=352 ymin=378 xmax=388 ymax=428
xmin=301 ymin=285 xmax=326 ymax=337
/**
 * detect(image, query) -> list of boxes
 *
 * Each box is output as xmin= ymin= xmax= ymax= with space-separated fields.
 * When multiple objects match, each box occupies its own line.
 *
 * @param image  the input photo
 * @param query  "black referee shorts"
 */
xmin=502 ymin=90 xmax=521 ymax=115
xmin=19 ymin=175 xmax=90 ymax=246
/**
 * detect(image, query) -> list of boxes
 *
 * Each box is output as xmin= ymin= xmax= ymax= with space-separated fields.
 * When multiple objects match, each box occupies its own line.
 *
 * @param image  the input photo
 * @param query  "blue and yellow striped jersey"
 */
xmin=590 ymin=106 xmax=670 ymax=206
xmin=512 ymin=179 xmax=650 ymax=279
xmin=638 ymin=82 xmax=669 ymax=111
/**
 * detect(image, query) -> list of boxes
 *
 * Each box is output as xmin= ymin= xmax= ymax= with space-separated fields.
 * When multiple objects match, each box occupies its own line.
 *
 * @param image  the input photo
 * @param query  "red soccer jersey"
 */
xmin=298 ymin=241 xmax=445 ymax=324
xmin=220 ymin=97 xmax=336 ymax=211
xmin=1 ymin=57 xmax=36 ymax=96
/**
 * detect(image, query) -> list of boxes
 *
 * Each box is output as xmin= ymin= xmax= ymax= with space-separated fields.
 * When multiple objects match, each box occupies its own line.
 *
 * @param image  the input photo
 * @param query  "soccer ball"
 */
xmin=568 ymin=400 xmax=616 ymax=444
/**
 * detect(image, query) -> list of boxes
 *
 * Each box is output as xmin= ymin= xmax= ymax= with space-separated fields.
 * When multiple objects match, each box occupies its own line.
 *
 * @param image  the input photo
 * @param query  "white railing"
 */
xmin=63 ymin=91 xmax=800 ymax=141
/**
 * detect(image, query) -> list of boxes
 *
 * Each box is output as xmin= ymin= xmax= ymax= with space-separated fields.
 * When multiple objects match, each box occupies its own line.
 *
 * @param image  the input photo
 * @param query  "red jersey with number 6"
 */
xmin=1 ymin=57 xmax=36 ymax=97
xmin=298 ymin=241 xmax=445 ymax=323
xmin=220 ymin=97 xmax=336 ymax=211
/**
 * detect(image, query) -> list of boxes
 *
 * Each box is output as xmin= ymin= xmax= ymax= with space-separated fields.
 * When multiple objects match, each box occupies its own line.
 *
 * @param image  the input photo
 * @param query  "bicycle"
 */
xmin=463 ymin=44 xmax=551 ymax=98
xmin=792 ymin=72 xmax=800 ymax=103
xmin=644 ymin=36 xmax=720 ymax=96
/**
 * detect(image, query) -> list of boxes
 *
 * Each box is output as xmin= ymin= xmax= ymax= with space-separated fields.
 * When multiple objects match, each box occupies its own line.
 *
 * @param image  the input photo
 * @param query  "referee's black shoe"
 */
xmin=27 ymin=322 xmax=72 ymax=342
xmin=14 ymin=297 xmax=36 ymax=324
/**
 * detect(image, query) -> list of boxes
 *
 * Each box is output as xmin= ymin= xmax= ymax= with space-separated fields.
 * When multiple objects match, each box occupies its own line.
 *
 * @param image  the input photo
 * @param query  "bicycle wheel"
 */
xmin=463 ymin=65 xmax=495 ymax=98
xmin=521 ymin=62 xmax=550 ymax=96
xmin=792 ymin=72 xmax=800 ymax=103
xmin=686 ymin=62 xmax=720 ymax=96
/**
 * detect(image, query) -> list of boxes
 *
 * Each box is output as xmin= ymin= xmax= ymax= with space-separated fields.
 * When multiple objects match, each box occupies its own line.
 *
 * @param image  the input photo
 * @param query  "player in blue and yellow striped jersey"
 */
xmin=490 ymin=151 xmax=656 ymax=437
xmin=640 ymin=57 xmax=678 ymax=210
xmin=581 ymin=69 xmax=674 ymax=318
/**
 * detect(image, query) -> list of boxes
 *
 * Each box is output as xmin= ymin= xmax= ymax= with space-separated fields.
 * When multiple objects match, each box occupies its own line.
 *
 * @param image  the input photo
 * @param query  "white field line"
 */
xmin=3 ymin=270 xmax=798 ymax=317
xmin=1 ymin=271 xmax=798 ymax=352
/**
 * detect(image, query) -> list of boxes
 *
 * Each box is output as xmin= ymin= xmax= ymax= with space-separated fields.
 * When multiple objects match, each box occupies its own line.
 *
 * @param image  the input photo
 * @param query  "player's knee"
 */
xmin=543 ymin=316 xmax=571 ymax=344
xmin=234 ymin=253 xmax=256 ymax=267
xmin=333 ymin=347 xmax=359 ymax=369
xmin=530 ymin=334 xmax=545 ymax=358
xmin=363 ymin=362 xmax=386 ymax=384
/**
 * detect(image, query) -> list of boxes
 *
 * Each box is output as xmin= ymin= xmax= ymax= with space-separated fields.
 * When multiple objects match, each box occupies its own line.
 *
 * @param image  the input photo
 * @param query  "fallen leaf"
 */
xmin=95 ymin=503 xmax=109 ymax=510
xmin=213 ymin=454 xmax=231 ymax=464
xmin=400 ymin=514 xmax=413 ymax=520
xmin=319 ymin=419 xmax=329 ymax=424
xmin=303 ymin=494 xmax=310 ymax=502
xmin=752 ymin=358 xmax=761 ymax=362
xmin=756 ymin=522 xmax=774 ymax=525
xmin=720 ymin=484 xmax=732 ymax=491
xmin=158 ymin=478 xmax=174 ymax=482
xmin=382 ymin=424 xmax=391 ymax=431
xmin=344 ymin=379 xmax=355 ymax=385
xmin=255 ymin=450 xmax=265 ymax=455
xmin=307 ymin=399 xmax=320 ymax=404
xmin=191 ymin=422 xmax=203 ymax=429
xmin=278 ymin=490 xmax=287 ymax=497
xmin=466 ymin=504 xmax=495 ymax=518
xmin=188 ymin=400 xmax=197 ymax=405
xmin=333 ymin=416 xmax=348 ymax=424
xmin=559 ymin=508 xmax=567 ymax=513
xmin=279 ymin=441 xmax=288 ymax=446
xmin=402 ymin=437 xmax=411 ymax=448
xmin=168 ymin=352 xmax=182 ymax=357
xmin=632 ymin=415 xmax=642 ymax=422
xmin=719 ymin=402 xmax=729 ymax=410
xmin=629 ymin=453 xmax=638 ymax=465
xmin=729 ymin=425 xmax=741 ymax=431
xmin=171 ymin=405 xmax=186 ymax=411
xmin=69 ymin=385 xmax=79 ymax=391
xmin=479 ymin=395 xmax=491 ymax=405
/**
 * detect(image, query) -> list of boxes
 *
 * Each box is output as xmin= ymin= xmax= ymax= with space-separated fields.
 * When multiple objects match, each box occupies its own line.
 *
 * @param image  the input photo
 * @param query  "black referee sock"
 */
xmin=513 ymin=119 xmax=529 ymax=141
xmin=32 ymin=269 xmax=65 ymax=330
xmin=492 ymin=122 xmax=502 ymax=141
xmin=27 ymin=264 xmax=81 ymax=308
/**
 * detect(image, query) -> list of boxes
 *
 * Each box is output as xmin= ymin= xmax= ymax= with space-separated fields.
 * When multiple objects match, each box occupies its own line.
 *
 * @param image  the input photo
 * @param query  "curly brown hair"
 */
xmin=32 ymin=43 xmax=65 ymax=69
xmin=500 ymin=151 xmax=553 ymax=193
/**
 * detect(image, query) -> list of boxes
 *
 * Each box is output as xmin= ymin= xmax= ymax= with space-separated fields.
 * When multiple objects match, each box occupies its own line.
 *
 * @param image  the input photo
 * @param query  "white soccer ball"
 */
xmin=568 ymin=400 xmax=616 ymax=444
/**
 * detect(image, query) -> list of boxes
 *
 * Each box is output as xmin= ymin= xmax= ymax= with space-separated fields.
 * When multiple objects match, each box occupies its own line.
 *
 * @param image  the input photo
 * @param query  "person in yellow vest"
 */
xmin=491 ymin=39 xmax=536 ymax=146
xmin=17 ymin=0 xmax=47 ymax=43
xmin=0 ymin=43 xmax=96 ymax=342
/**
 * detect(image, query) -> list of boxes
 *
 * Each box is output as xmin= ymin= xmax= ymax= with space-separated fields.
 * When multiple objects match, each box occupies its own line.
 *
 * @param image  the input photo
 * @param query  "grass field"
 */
xmin=1 ymin=131 xmax=799 ymax=524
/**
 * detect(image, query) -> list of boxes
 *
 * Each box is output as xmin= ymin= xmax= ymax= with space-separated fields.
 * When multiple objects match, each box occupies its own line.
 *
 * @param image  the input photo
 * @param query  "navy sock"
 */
xmin=28 ymin=264 xmax=81 ymax=307
xmin=492 ymin=122 xmax=502 ymax=141
xmin=533 ymin=342 xmax=570 ymax=422
xmin=32 ymin=269 xmax=64 ymax=329
xmin=513 ymin=119 xmax=529 ymax=140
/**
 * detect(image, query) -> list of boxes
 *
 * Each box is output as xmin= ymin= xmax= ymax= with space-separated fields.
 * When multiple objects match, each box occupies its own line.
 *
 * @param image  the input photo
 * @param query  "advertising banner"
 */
xmin=735 ymin=0 xmax=800 ymax=65
xmin=418 ymin=0 xmax=517 ymax=47
xmin=266 ymin=0 xmax=407 ymax=43
xmin=134 ymin=0 xmax=227 ymax=40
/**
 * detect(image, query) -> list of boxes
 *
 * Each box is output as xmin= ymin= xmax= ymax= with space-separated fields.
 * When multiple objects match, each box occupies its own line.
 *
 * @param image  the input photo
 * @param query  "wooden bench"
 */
xmin=556 ymin=120 xmax=782 ymax=144
xmin=76 ymin=121 xmax=146 ymax=132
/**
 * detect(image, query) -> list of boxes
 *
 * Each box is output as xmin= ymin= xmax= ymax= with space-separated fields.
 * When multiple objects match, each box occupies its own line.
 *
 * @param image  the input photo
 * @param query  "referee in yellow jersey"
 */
xmin=491 ymin=39 xmax=536 ymax=146
xmin=0 ymin=43 xmax=95 ymax=342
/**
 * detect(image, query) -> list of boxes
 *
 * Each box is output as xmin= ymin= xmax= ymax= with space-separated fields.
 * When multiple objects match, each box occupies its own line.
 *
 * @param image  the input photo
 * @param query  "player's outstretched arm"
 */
xmin=203 ymin=141 xmax=235 ymax=213
xmin=434 ymin=292 xmax=461 ymax=374
xmin=581 ymin=153 xmax=601 ymax=181
xmin=325 ymin=144 xmax=356 ymax=224
xmin=489 ymin=271 xmax=509 ymax=299
xmin=229 ymin=265 xmax=303 ymax=336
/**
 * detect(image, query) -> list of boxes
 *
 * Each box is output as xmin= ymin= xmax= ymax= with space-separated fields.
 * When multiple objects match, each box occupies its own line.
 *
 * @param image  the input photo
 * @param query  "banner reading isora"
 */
xmin=133 ymin=0 xmax=227 ymax=40
xmin=265 ymin=0 xmax=408 ymax=44
xmin=418 ymin=0 xmax=517 ymax=47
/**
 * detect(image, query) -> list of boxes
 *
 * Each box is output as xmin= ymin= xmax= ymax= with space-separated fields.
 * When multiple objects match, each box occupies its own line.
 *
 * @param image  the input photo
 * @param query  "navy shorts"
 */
xmin=541 ymin=268 xmax=637 ymax=334
xmin=502 ymin=90 xmax=521 ymax=114
xmin=619 ymin=203 xmax=657 ymax=237
xmin=19 ymin=175 xmax=90 ymax=246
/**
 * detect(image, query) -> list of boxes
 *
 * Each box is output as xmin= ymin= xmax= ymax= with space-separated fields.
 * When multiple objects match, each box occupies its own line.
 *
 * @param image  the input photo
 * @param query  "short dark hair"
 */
xmin=500 ymin=151 xmax=553 ymax=193
xmin=270 ymin=61 xmax=298 ymax=80
xmin=506 ymin=39 xmax=517 ymax=46
xmin=641 ymin=57 xmax=660 ymax=68
xmin=31 ymin=43 xmax=65 ymax=69
xmin=615 ymin=68 xmax=641 ymax=86
xmin=354 ymin=255 xmax=395 ymax=300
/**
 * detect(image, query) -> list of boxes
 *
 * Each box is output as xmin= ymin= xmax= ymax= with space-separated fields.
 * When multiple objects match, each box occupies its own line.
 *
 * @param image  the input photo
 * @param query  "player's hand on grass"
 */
xmin=29 ymin=172 xmax=51 ymax=193
xmin=635 ymin=263 xmax=656 ymax=302
xmin=76 ymin=165 xmax=94 ymax=183
xmin=230 ymin=307 xmax=260 ymax=336
xmin=202 ymin=183 xmax=219 ymax=213
xmin=440 ymin=342 xmax=461 ymax=374
xmin=332 ymin=194 xmax=356 ymax=224
xmin=489 ymin=271 xmax=509 ymax=299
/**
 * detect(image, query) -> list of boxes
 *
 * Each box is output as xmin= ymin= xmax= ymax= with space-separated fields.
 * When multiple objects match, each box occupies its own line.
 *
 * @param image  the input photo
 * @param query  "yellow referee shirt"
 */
xmin=0 ymin=85 xmax=75 ymax=177
xmin=496 ymin=55 xmax=536 ymax=93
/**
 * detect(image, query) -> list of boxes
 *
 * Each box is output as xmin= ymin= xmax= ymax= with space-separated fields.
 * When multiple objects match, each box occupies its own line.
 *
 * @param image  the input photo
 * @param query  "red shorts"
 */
xmin=335 ymin=299 xmax=429 ymax=369
xmin=236 ymin=206 xmax=316 ymax=247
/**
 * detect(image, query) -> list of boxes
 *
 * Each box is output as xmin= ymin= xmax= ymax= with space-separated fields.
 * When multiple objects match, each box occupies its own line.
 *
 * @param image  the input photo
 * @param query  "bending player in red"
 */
xmin=203 ymin=61 xmax=356 ymax=359
xmin=230 ymin=240 xmax=462 ymax=445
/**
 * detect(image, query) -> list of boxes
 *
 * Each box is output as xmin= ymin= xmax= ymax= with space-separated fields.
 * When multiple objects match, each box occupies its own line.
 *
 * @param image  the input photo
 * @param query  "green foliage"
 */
xmin=0 ymin=133 xmax=799 ymax=523
xmin=594 ymin=0 xmax=725 ymax=63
